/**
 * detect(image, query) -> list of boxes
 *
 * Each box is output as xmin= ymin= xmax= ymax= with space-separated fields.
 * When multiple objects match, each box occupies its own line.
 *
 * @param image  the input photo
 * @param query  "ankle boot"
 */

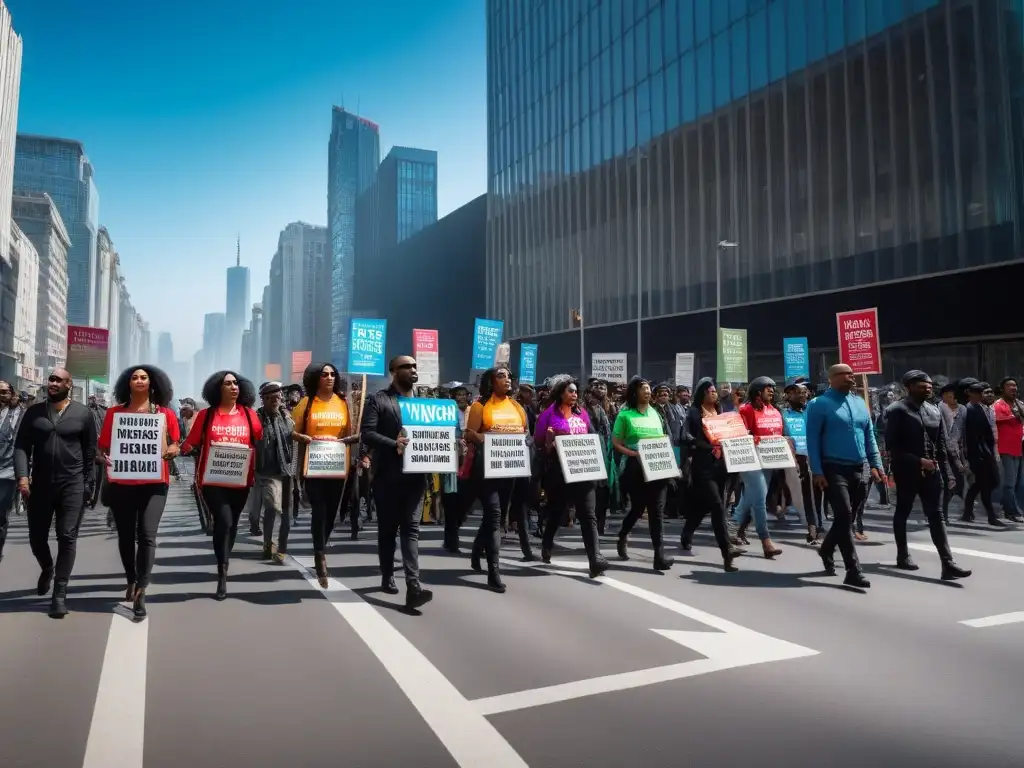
xmin=125 ymin=582 xmax=136 ymax=603
xmin=941 ymin=561 xmax=972 ymax=581
xmin=520 ymin=540 xmax=534 ymax=561
xmin=653 ymin=546 xmax=674 ymax=571
xmin=723 ymin=549 xmax=739 ymax=573
xmin=132 ymin=588 xmax=147 ymax=620
xmin=406 ymin=581 xmax=434 ymax=609
xmin=215 ymin=564 xmax=228 ymax=601
xmin=470 ymin=545 xmax=484 ymax=573
xmin=896 ymin=553 xmax=919 ymax=571
xmin=49 ymin=580 xmax=68 ymax=618
xmin=37 ymin=567 xmax=53 ymax=597
xmin=843 ymin=570 xmax=871 ymax=589
xmin=314 ymin=552 xmax=329 ymax=589
xmin=761 ymin=539 xmax=782 ymax=559
xmin=540 ymin=546 xmax=552 ymax=564
xmin=616 ymin=535 xmax=629 ymax=561
xmin=381 ymin=575 xmax=399 ymax=594
xmin=486 ymin=563 xmax=506 ymax=593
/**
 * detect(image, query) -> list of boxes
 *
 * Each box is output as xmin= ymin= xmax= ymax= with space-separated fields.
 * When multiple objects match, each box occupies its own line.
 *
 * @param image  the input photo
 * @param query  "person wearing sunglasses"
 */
xmin=13 ymin=369 xmax=98 ymax=618
xmin=291 ymin=362 xmax=359 ymax=588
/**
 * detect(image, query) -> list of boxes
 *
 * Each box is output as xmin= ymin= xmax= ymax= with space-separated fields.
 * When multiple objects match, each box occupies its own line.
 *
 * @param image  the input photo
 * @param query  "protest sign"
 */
xmin=836 ymin=308 xmax=882 ymax=375
xmin=721 ymin=437 xmax=762 ymax=473
xmin=783 ymin=410 xmax=807 ymax=456
xmin=348 ymin=318 xmax=388 ymax=376
xmin=555 ymin=433 xmax=607 ymax=484
xmin=756 ymin=436 xmax=796 ymax=469
xmin=783 ymin=337 xmax=810 ymax=380
xmin=399 ymin=396 xmax=459 ymax=474
xmin=304 ymin=439 xmax=348 ymax=478
xmin=202 ymin=443 xmax=253 ymax=488
xmin=674 ymin=353 xmax=695 ymax=390
xmin=519 ymin=343 xmax=538 ymax=385
xmin=483 ymin=432 xmax=531 ymax=479
xmin=717 ymin=328 xmax=748 ymax=382
xmin=472 ymin=318 xmax=504 ymax=370
xmin=413 ymin=329 xmax=439 ymax=388
xmin=108 ymin=412 xmax=165 ymax=482
xmin=702 ymin=411 xmax=749 ymax=444
xmin=592 ymin=353 xmax=628 ymax=384
xmin=637 ymin=436 xmax=681 ymax=482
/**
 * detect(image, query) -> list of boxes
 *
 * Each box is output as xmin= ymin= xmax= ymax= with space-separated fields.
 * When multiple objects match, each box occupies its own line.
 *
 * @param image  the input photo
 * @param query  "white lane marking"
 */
xmin=285 ymin=558 xmax=528 ymax=767
xmin=907 ymin=543 xmax=1024 ymax=565
xmin=81 ymin=612 xmax=149 ymax=768
xmin=959 ymin=612 xmax=1024 ymax=628
xmin=481 ymin=558 xmax=817 ymax=714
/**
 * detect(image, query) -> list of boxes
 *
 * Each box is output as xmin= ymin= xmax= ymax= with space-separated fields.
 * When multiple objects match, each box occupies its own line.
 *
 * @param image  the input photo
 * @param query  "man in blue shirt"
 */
xmin=806 ymin=364 xmax=883 ymax=589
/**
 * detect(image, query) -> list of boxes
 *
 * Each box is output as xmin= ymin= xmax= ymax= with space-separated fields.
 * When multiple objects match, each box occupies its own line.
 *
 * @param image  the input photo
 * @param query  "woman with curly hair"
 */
xmin=535 ymin=374 xmax=608 ymax=578
xmin=96 ymin=366 xmax=181 ymax=619
xmin=181 ymin=371 xmax=262 ymax=600
xmin=612 ymin=376 xmax=674 ymax=570
xmin=291 ymin=362 xmax=358 ymax=588
xmin=464 ymin=365 xmax=529 ymax=593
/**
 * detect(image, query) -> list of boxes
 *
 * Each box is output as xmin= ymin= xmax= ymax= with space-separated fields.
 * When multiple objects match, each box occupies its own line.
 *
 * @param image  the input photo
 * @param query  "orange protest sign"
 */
xmin=702 ymin=411 xmax=748 ymax=445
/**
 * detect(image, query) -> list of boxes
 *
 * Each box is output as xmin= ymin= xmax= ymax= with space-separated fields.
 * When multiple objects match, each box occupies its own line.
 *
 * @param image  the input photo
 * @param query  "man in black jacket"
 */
xmin=14 ymin=369 xmax=97 ymax=617
xmin=884 ymin=370 xmax=970 ymax=581
xmin=360 ymin=355 xmax=432 ymax=611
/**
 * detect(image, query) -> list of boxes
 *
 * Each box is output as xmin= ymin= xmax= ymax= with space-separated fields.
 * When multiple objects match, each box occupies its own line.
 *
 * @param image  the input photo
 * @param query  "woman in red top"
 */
xmin=181 ymin=371 xmax=263 ymax=601
xmin=732 ymin=376 xmax=784 ymax=558
xmin=97 ymin=365 xmax=181 ymax=620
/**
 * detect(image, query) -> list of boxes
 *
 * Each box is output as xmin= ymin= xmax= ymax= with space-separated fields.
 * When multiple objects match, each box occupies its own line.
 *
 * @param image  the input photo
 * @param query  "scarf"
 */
xmin=261 ymin=408 xmax=294 ymax=477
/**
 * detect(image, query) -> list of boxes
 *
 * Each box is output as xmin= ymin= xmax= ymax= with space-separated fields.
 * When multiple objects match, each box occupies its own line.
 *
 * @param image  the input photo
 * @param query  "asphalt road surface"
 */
xmin=1 ymin=481 xmax=1023 ymax=768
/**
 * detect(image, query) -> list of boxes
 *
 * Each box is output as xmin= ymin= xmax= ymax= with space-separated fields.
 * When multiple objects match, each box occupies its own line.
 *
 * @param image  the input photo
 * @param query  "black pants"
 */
xmin=89 ymin=464 xmax=103 ymax=507
xmin=892 ymin=469 xmax=952 ymax=563
xmin=306 ymin=477 xmax=347 ymax=552
xmin=795 ymin=455 xmax=818 ymax=527
xmin=109 ymin=483 xmax=168 ymax=588
xmin=0 ymin=477 xmax=16 ymax=557
xmin=682 ymin=474 xmax=733 ymax=557
xmin=27 ymin=476 xmax=86 ymax=582
xmin=941 ymin=464 xmax=963 ymax=519
xmin=594 ymin=483 xmax=609 ymax=534
xmin=543 ymin=474 xmax=600 ymax=565
xmin=965 ymin=457 xmax=998 ymax=519
xmin=507 ymin=475 xmax=534 ymax=555
xmin=374 ymin=475 xmax=425 ymax=584
xmin=201 ymin=485 xmax=250 ymax=567
xmin=819 ymin=463 xmax=865 ymax=574
xmin=442 ymin=478 xmax=474 ymax=549
xmin=618 ymin=458 xmax=668 ymax=550
xmin=474 ymin=477 xmax=514 ymax=567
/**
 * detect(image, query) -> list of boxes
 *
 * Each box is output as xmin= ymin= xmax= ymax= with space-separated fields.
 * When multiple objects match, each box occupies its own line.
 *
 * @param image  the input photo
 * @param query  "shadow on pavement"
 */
xmin=679 ymin=566 xmax=846 ymax=591
xmin=863 ymin=562 xmax=965 ymax=588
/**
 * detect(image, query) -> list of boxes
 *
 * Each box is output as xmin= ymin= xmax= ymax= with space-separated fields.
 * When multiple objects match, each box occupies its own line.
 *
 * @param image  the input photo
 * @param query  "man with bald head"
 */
xmin=805 ymin=364 xmax=883 ymax=589
xmin=14 ymin=368 xmax=97 ymax=618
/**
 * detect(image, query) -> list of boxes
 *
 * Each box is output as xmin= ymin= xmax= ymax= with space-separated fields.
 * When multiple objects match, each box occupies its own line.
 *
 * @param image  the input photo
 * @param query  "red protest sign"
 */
xmin=836 ymin=308 xmax=882 ymax=375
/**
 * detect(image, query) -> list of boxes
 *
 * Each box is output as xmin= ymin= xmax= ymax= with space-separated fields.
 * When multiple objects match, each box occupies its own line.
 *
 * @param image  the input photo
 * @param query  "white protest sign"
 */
xmin=674 ymin=353 xmax=695 ymax=390
xmin=202 ymin=442 xmax=253 ymax=488
xmin=403 ymin=426 xmax=457 ymax=474
xmin=483 ymin=432 xmax=531 ymax=479
xmin=721 ymin=437 xmax=762 ymax=473
xmin=591 ymin=353 xmax=628 ymax=384
xmin=756 ymin=436 xmax=796 ymax=469
xmin=637 ymin=436 xmax=682 ymax=482
xmin=304 ymin=439 xmax=348 ymax=478
xmin=108 ymin=412 xmax=165 ymax=482
xmin=555 ymin=433 xmax=607 ymax=484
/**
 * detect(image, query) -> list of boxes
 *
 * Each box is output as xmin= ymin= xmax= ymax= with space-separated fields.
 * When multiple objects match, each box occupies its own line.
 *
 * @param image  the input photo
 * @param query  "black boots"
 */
xmin=405 ymin=581 xmax=433 ymax=610
xmin=49 ymin=580 xmax=68 ymax=618
xmin=653 ymin=546 xmax=674 ymax=571
xmin=313 ymin=552 xmax=329 ymax=589
xmin=215 ymin=564 xmax=228 ymax=601
xmin=616 ymin=535 xmax=629 ymax=561
xmin=487 ymin=563 xmax=506 ymax=593
xmin=896 ymin=554 xmax=919 ymax=571
xmin=470 ymin=545 xmax=484 ymax=573
xmin=381 ymin=575 xmax=399 ymax=595
xmin=941 ymin=561 xmax=972 ymax=581
xmin=37 ymin=567 xmax=53 ymax=597
xmin=133 ymin=589 xmax=147 ymax=620
xmin=843 ymin=571 xmax=871 ymax=588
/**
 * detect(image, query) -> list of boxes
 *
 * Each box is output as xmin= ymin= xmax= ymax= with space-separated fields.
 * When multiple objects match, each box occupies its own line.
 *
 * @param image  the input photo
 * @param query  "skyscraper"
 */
xmin=0 ymin=2 xmax=21 ymax=266
xmin=272 ymin=221 xmax=328 ymax=370
xmin=378 ymin=146 xmax=438 ymax=249
xmin=225 ymin=235 xmax=250 ymax=371
xmin=156 ymin=331 xmax=174 ymax=370
xmin=327 ymin=107 xmax=379 ymax=369
xmin=14 ymin=135 xmax=99 ymax=327
xmin=203 ymin=312 xmax=226 ymax=370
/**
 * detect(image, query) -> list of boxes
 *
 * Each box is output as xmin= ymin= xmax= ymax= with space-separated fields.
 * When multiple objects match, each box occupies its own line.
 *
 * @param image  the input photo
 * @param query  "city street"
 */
xmin=1 ymin=482 xmax=1023 ymax=768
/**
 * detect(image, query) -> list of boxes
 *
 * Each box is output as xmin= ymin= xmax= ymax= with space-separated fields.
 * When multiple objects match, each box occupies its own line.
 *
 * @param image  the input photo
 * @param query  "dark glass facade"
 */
xmin=486 ymin=0 xmax=1024 ymax=382
xmin=378 ymin=146 xmax=438 ymax=248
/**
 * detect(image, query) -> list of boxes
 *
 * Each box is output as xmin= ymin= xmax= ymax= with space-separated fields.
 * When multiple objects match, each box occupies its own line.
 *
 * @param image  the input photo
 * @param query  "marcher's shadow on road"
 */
xmin=863 ymin=563 xmax=965 ymax=588
xmin=679 ymin=567 xmax=848 ymax=591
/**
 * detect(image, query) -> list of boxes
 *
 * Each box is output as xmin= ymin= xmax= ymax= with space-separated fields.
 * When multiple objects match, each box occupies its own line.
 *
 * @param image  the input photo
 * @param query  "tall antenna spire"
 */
xmin=236 ymin=233 xmax=240 ymax=267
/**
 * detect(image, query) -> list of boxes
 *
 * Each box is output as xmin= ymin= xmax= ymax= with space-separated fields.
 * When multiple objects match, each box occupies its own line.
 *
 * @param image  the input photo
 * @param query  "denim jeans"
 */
xmin=733 ymin=469 xmax=772 ymax=540
xmin=998 ymin=454 xmax=1024 ymax=518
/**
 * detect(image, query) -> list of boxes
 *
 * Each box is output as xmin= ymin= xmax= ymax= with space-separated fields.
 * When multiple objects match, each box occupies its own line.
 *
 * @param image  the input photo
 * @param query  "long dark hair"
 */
xmin=693 ymin=377 xmax=721 ymax=416
xmin=624 ymin=376 xmax=651 ymax=410
xmin=548 ymin=374 xmax=582 ymax=415
xmin=201 ymin=370 xmax=256 ymax=409
xmin=302 ymin=362 xmax=346 ymax=401
xmin=113 ymin=364 xmax=174 ymax=407
xmin=478 ymin=365 xmax=512 ymax=403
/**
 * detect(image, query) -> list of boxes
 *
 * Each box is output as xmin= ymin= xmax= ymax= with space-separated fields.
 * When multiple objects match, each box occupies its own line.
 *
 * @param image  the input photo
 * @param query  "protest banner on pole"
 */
xmin=413 ymin=329 xmax=440 ymax=388
xmin=674 ymin=353 xmax=695 ymax=390
xmin=519 ymin=343 xmax=538 ymax=385
xmin=591 ymin=353 xmax=628 ymax=384
xmin=471 ymin=318 xmax=504 ymax=371
xmin=783 ymin=337 xmax=810 ymax=380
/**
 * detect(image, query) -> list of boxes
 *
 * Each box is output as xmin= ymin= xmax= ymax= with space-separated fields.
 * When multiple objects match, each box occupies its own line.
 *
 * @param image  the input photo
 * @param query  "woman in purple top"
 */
xmin=534 ymin=375 xmax=609 ymax=578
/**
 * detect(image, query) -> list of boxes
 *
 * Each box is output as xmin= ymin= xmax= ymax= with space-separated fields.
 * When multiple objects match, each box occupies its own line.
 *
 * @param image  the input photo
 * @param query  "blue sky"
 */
xmin=8 ymin=0 xmax=488 ymax=358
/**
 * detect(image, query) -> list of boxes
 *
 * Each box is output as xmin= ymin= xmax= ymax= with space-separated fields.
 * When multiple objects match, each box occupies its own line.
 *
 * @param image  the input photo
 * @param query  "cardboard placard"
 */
xmin=483 ymin=432 xmax=531 ymax=479
xmin=304 ymin=439 xmax=348 ymax=478
xmin=202 ymin=442 xmax=253 ymax=488
xmin=637 ymin=436 xmax=682 ymax=482
xmin=108 ymin=412 xmax=165 ymax=482
xmin=403 ymin=425 xmax=458 ymax=474
xmin=702 ymin=411 xmax=749 ymax=444
xmin=554 ymin=433 xmax=606 ymax=484
xmin=757 ymin=436 xmax=796 ymax=469
xmin=721 ymin=437 xmax=762 ymax=473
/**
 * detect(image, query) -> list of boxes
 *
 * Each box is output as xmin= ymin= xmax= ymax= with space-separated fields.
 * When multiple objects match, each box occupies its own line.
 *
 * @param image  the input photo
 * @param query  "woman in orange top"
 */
xmin=463 ymin=365 xmax=529 ymax=593
xmin=97 ymin=365 xmax=180 ymax=620
xmin=291 ymin=362 xmax=359 ymax=587
xmin=181 ymin=371 xmax=263 ymax=601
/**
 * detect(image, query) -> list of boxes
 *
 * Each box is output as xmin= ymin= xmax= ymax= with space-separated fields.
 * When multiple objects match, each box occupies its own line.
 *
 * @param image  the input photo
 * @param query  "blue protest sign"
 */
xmin=398 ymin=398 xmax=459 ymax=427
xmin=519 ymin=343 xmax=538 ymax=385
xmin=783 ymin=337 xmax=810 ymax=380
xmin=348 ymin=318 xmax=387 ymax=376
xmin=472 ymin=318 xmax=504 ymax=371
xmin=783 ymin=410 xmax=807 ymax=456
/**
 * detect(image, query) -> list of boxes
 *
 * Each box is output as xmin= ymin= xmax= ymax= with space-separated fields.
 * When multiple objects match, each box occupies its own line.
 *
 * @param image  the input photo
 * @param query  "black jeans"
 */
xmin=0 ymin=477 xmax=15 ymax=557
xmin=474 ymin=477 xmax=514 ymax=567
xmin=795 ymin=455 xmax=818 ymax=527
xmin=892 ymin=469 xmax=952 ymax=563
xmin=682 ymin=474 xmax=733 ymax=557
xmin=27 ymin=476 xmax=86 ymax=582
xmin=306 ymin=477 xmax=347 ymax=552
xmin=543 ymin=471 xmax=600 ymax=565
xmin=618 ymin=457 xmax=668 ymax=550
xmin=442 ymin=478 xmax=473 ymax=549
xmin=109 ymin=483 xmax=168 ymax=588
xmin=507 ymin=475 xmax=535 ymax=555
xmin=201 ymin=485 xmax=250 ymax=567
xmin=965 ymin=457 xmax=999 ymax=519
xmin=374 ymin=474 xmax=425 ymax=584
xmin=819 ymin=463 xmax=865 ymax=574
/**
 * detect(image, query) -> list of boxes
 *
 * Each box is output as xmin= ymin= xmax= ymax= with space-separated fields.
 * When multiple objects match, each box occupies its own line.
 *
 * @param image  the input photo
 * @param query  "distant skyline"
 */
xmin=7 ymin=0 xmax=487 ymax=358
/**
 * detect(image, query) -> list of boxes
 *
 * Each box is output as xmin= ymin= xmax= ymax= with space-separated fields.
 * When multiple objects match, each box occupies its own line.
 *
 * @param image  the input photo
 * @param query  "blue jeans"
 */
xmin=999 ymin=454 xmax=1024 ymax=518
xmin=733 ymin=469 xmax=772 ymax=540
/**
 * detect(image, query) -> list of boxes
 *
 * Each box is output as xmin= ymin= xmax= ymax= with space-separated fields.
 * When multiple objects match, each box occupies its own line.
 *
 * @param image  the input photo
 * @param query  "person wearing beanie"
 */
xmin=884 ymin=370 xmax=971 ymax=580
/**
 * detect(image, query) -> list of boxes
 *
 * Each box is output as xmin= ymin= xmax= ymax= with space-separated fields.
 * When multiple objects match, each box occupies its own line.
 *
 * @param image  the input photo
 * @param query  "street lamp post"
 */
xmin=716 ymin=240 xmax=739 ymax=380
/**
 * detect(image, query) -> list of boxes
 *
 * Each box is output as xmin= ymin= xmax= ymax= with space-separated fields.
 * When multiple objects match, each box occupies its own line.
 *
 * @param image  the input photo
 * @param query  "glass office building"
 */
xmin=328 ymin=107 xmax=380 ymax=368
xmin=379 ymin=146 xmax=438 ymax=248
xmin=486 ymin=0 xmax=1024 ymax=383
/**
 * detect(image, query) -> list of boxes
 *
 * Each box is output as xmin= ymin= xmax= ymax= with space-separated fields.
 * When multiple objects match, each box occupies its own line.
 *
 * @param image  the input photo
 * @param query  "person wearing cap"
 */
xmin=252 ymin=381 xmax=294 ymax=564
xmin=884 ymin=370 xmax=971 ymax=580
xmin=783 ymin=377 xmax=820 ymax=544
xmin=805 ymin=364 xmax=883 ymax=588
xmin=732 ymin=376 xmax=785 ymax=558
xmin=961 ymin=381 xmax=1004 ymax=526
